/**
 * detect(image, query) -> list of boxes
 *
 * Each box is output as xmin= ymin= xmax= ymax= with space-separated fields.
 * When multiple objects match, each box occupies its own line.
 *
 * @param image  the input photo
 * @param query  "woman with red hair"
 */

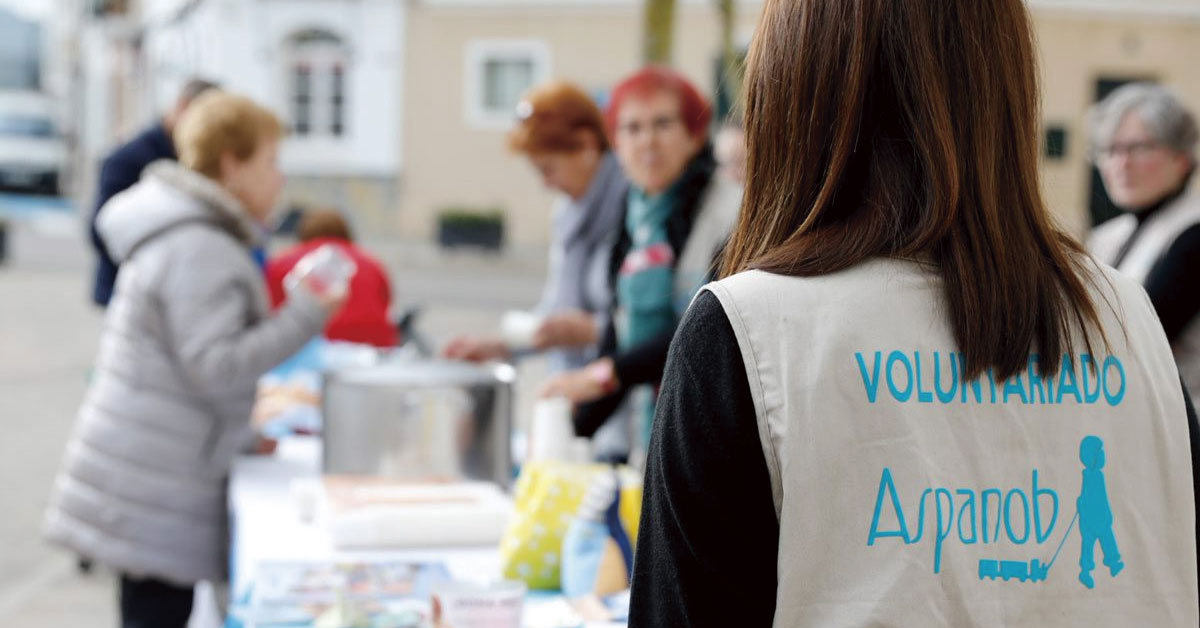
xmin=542 ymin=67 xmax=743 ymax=461
xmin=444 ymin=81 xmax=627 ymax=373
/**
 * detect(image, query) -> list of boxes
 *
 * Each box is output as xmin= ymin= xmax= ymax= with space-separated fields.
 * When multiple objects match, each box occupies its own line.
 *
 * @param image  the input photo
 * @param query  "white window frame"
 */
xmin=285 ymin=30 xmax=351 ymax=140
xmin=464 ymin=39 xmax=552 ymax=131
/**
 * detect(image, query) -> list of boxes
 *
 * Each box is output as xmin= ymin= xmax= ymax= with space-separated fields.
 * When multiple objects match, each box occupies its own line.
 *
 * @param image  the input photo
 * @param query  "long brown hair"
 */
xmin=722 ymin=0 xmax=1103 ymax=380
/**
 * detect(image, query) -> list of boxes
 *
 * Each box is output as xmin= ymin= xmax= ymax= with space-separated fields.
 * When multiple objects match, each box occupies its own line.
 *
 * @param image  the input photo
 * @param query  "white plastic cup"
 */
xmin=499 ymin=310 xmax=543 ymax=350
xmin=431 ymin=580 xmax=525 ymax=628
xmin=284 ymin=243 xmax=357 ymax=300
xmin=528 ymin=397 xmax=574 ymax=462
xmin=288 ymin=478 xmax=321 ymax=524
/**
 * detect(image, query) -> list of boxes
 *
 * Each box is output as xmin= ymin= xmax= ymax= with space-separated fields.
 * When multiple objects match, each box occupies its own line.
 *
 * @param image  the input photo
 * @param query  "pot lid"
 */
xmin=326 ymin=360 xmax=516 ymax=388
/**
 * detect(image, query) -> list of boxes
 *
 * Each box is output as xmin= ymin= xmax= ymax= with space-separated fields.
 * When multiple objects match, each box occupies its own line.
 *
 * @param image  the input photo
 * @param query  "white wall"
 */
xmin=144 ymin=0 xmax=404 ymax=178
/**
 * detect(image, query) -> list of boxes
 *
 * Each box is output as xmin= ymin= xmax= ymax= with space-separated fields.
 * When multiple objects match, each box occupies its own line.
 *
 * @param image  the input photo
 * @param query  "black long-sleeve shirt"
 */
xmin=572 ymin=147 xmax=719 ymax=442
xmin=1112 ymin=183 xmax=1200 ymax=343
xmin=1143 ymin=222 xmax=1200 ymax=342
xmin=628 ymin=291 xmax=1200 ymax=627
xmin=628 ymin=291 xmax=779 ymax=626
xmin=573 ymin=324 xmax=676 ymax=440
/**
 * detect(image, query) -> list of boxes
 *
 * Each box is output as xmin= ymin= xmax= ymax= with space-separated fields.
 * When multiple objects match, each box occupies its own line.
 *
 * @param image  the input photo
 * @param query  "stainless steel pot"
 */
xmin=322 ymin=360 xmax=515 ymax=488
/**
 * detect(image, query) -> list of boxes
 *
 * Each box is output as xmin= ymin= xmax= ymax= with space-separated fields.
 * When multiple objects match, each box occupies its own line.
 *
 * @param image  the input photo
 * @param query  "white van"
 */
xmin=0 ymin=90 xmax=66 ymax=195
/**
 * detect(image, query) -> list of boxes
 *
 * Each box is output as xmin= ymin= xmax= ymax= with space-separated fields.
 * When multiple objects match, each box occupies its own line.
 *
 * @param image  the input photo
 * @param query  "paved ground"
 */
xmin=0 ymin=210 xmax=550 ymax=626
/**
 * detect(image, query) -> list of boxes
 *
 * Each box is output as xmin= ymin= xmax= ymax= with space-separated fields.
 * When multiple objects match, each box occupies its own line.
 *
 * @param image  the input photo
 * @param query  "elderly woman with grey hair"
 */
xmin=1088 ymin=83 xmax=1200 ymax=400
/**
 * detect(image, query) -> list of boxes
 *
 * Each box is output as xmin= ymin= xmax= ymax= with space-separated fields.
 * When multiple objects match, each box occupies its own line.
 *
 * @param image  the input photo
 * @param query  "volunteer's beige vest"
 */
xmin=1089 ymin=193 xmax=1200 ymax=407
xmin=705 ymin=258 xmax=1197 ymax=627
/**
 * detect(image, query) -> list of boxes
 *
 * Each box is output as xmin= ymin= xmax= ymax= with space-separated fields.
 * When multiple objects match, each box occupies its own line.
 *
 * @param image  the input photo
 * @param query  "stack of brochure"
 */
xmin=232 ymin=560 xmax=449 ymax=628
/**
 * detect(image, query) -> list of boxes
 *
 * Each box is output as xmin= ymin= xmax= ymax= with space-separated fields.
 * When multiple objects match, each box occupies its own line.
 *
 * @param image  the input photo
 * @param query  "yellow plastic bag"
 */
xmin=499 ymin=461 xmax=642 ymax=590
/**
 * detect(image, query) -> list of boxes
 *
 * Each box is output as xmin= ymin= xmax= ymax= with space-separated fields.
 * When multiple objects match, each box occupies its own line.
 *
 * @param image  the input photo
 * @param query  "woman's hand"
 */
xmin=298 ymin=275 xmax=349 ymax=314
xmin=442 ymin=335 xmax=511 ymax=363
xmin=540 ymin=358 xmax=619 ymax=404
xmin=251 ymin=435 xmax=278 ymax=456
xmin=532 ymin=310 xmax=599 ymax=350
xmin=315 ymin=289 xmax=348 ymax=314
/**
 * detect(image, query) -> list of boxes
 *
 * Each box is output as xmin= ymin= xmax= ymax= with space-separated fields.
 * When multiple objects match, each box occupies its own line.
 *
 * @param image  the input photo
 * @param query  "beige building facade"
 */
xmin=74 ymin=0 xmax=1200 ymax=248
xmin=391 ymin=0 xmax=1200 ymax=248
xmin=1033 ymin=2 xmax=1200 ymax=237
xmin=397 ymin=0 xmax=763 ymax=248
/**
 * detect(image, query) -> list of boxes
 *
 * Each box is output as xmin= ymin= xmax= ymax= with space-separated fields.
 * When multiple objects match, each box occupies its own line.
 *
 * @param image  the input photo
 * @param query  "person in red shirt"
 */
xmin=266 ymin=209 xmax=397 ymax=347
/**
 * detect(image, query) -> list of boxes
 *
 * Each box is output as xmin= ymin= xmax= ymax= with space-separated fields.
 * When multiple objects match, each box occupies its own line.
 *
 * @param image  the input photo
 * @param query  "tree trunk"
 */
xmin=643 ymin=0 xmax=676 ymax=64
xmin=716 ymin=0 xmax=742 ymax=120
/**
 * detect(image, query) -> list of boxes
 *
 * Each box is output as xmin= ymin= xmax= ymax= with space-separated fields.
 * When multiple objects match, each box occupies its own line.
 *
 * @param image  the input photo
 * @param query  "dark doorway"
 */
xmin=1088 ymin=76 xmax=1155 ymax=227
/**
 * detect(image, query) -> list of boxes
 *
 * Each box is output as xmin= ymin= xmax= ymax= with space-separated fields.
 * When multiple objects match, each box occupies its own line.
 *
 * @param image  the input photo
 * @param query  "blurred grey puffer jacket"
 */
xmin=44 ymin=160 xmax=328 ymax=586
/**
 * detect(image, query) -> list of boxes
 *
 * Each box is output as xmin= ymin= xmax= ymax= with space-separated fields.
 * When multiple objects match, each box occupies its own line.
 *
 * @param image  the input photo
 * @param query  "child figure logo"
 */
xmin=977 ymin=435 xmax=1125 ymax=589
xmin=1077 ymin=435 xmax=1124 ymax=589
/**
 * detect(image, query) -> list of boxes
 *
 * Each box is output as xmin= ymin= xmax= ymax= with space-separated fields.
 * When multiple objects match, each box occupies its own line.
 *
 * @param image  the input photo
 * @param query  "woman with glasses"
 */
xmin=541 ymin=66 xmax=742 ymax=462
xmin=1089 ymin=84 xmax=1200 ymax=404
xmin=628 ymin=1 xmax=1198 ymax=626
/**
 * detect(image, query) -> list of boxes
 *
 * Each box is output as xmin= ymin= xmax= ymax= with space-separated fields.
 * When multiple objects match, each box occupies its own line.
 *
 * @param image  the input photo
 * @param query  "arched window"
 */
xmin=285 ymin=28 xmax=349 ymax=138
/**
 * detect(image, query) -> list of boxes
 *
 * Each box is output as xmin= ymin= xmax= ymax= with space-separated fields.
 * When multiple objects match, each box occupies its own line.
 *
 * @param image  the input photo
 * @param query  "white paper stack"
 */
xmin=321 ymin=479 xmax=513 ymax=549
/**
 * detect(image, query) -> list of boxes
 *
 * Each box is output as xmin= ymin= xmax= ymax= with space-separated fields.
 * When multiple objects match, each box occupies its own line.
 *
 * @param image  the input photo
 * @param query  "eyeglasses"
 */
xmin=1090 ymin=140 xmax=1166 ymax=163
xmin=617 ymin=115 xmax=683 ymax=139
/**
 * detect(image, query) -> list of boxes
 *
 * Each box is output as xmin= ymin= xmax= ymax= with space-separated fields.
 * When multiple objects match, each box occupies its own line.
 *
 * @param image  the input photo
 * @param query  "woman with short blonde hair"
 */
xmin=45 ymin=90 xmax=341 ymax=627
xmin=174 ymin=91 xmax=286 ymax=178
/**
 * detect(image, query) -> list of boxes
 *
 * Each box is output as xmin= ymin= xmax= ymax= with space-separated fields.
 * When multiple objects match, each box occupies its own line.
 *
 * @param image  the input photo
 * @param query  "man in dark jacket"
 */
xmin=89 ymin=78 xmax=217 ymax=306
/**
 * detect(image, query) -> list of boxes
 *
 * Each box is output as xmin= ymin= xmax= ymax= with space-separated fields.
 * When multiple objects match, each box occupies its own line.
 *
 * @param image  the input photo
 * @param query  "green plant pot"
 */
xmin=438 ymin=221 xmax=504 ymax=250
xmin=436 ymin=209 xmax=505 ymax=251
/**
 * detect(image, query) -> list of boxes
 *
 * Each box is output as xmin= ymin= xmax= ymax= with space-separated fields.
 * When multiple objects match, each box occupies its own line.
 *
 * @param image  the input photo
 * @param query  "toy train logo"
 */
xmin=978 ymin=559 xmax=1050 ymax=583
